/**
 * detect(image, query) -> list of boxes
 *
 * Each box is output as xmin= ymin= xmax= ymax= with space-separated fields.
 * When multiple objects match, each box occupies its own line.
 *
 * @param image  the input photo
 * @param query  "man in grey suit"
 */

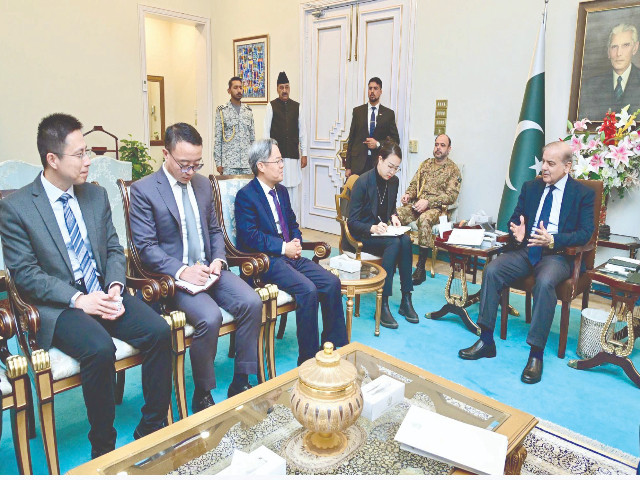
xmin=129 ymin=123 xmax=262 ymax=413
xmin=0 ymin=113 xmax=172 ymax=459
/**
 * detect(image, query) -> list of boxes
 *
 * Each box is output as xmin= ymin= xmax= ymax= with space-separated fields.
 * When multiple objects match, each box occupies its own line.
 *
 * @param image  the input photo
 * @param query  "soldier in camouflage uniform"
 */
xmin=396 ymin=134 xmax=461 ymax=284
xmin=214 ymin=76 xmax=255 ymax=175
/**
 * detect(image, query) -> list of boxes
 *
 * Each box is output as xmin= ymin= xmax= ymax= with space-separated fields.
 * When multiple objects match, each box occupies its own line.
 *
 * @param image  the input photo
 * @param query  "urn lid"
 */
xmin=298 ymin=342 xmax=357 ymax=390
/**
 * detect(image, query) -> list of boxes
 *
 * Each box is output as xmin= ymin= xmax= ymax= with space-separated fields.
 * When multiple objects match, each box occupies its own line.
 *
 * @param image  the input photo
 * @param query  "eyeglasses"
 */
xmin=54 ymin=149 xmax=96 ymax=160
xmin=169 ymin=151 xmax=204 ymax=173
xmin=260 ymin=158 xmax=284 ymax=165
xmin=386 ymin=163 xmax=401 ymax=173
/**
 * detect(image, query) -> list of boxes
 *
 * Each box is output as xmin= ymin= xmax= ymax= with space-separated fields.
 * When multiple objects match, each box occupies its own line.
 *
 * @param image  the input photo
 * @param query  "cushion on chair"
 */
xmin=0 ymin=366 xmax=12 ymax=396
xmin=217 ymin=178 xmax=252 ymax=246
xmin=183 ymin=307 xmax=235 ymax=339
xmin=49 ymin=338 xmax=140 ymax=381
xmin=344 ymin=251 xmax=382 ymax=262
xmin=277 ymin=290 xmax=295 ymax=307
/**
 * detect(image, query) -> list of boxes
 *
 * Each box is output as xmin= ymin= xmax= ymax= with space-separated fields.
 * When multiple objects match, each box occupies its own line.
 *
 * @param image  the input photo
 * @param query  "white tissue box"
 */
xmin=216 ymin=446 xmax=286 ymax=476
xmin=330 ymin=254 xmax=362 ymax=273
xmin=361 ymin=374 xmax=405 ymax=421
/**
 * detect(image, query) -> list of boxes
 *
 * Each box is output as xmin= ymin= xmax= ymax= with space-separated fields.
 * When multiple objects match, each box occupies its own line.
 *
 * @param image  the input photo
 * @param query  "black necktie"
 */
xmin=528 ymin=185 xmax=556 ymax=266
xmin=615 ymin=76 xmax=624 ymax=100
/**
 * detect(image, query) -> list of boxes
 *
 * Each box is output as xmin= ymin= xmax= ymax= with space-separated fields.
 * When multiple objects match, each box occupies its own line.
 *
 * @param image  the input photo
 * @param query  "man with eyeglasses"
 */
xmin=128 ymin=123 xmax=263 ymax=412
xmin=396 ymin=134 xmax=461 ymax=285
xmin=234 ymin=139 xmax=348 ymax=365
xmin=0 ymin=113 xmax=173 ymax=459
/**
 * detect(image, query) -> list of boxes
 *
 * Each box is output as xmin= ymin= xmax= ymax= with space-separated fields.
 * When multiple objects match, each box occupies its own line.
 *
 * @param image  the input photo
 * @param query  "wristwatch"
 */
xmin=548 ymin=235 xmax=555 ymax=250
xmin=376 ymin=141 xmax=380 ymax=148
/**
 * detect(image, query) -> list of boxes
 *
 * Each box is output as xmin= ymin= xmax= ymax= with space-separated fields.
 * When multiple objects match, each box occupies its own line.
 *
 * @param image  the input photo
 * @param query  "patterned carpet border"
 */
xmin=522 ymin=418 xmax=639 ymax=475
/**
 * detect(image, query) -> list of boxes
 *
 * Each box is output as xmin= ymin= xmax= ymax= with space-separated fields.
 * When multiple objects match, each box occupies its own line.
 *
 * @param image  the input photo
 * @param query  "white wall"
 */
xmin=1 ymin=0 xmax=638 ymax=250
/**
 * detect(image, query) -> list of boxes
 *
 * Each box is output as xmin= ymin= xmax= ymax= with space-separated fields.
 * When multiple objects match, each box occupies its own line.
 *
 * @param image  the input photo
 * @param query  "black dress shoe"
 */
xmin=398 ymin=292 xmax=419 ymax=323
xmin=412 ymin=263 xmax=427 ymax=285
xmin=133 ymin=418 xmax=168 ymax=441
xmin=458 ymin=339 xmax=497 ymax=360
xmin=227 ymin=381 xmax=253 ymax=398
xmin=191 ymin=390 xmax=215 ymax=414
xmin=521 ymin=357 xmax=543 ymax=384
xmin=380 ymin=297 xmax=398 ymax=329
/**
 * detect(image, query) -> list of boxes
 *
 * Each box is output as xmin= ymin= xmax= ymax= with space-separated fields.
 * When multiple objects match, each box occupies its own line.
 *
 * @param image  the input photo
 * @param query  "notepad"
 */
xmin=446 ymin=228 xmax=485 ymax=246
xmin=175 ymin=274 xmax=219 ymax=295
xmin=394 ymin=405 xmax=508 ymax=475
xmin=371 ymin=225 xmax=411 ymax=237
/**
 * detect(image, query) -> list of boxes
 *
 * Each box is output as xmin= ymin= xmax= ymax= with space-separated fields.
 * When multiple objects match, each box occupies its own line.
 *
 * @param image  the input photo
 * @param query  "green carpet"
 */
xmin=1 ymin=271 xmax=639 ymax=474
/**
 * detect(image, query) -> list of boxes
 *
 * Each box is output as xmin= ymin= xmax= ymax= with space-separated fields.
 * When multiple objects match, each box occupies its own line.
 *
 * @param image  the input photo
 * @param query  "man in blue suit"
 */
xmin=235 ymin=139 xmax=348 ymax=365
xmin=459 ymin=141 xmax=595 ymax=384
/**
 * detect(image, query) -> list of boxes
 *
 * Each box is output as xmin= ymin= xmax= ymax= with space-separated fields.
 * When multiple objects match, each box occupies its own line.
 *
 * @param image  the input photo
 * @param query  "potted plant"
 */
xmin=119 ymin=134 xmax=155 ymax=181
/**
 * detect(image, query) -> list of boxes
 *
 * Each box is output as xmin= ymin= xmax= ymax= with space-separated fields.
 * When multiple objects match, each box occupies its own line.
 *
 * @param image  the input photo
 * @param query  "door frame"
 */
xmin=298 ymin=0 xmax=417 ymax=229
xmin=137 ymin=5 xmax=214 ymax=174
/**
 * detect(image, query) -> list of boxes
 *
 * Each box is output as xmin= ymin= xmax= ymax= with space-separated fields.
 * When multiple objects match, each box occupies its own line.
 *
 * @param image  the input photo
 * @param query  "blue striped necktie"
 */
xmin=528 ymin=185 xmax=556 ymax=266
xmin=59 ymin=193 xmax=101 ymax=293
xmin=369 ymin=106 xmax=376 ymax=137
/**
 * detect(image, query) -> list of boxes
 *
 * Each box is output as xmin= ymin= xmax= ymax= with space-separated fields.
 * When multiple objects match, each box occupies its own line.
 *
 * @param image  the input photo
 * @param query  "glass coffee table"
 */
xmin=69 ymin=342 xmax=537 ymax=475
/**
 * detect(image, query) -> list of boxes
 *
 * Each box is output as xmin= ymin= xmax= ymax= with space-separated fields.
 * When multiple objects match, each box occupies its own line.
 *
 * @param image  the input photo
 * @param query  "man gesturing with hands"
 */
xmin=458 ymin=141 xmax=595 ymax=384
xmin=235 ymin=139 xmax=348 ymax=365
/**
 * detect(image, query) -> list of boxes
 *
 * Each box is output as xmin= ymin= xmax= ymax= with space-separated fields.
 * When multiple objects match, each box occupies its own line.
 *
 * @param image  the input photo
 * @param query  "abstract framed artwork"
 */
xmin=233 ymin=34 xmax=269 ymax=104
xmin=570 ymin=0 xmax=640 ymax=128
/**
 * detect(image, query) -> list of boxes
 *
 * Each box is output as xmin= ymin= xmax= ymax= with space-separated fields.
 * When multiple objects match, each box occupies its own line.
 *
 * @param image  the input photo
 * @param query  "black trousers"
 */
xmin=362 ymin=233 xmax=414 ymax=297
xmin=52 ymin=292 xmax=172 ymax=457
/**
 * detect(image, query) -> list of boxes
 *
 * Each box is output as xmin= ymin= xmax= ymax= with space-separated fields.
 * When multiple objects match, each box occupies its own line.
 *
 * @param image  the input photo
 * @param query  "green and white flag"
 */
xmin=496 ymin=12 xmax=546 ymax=231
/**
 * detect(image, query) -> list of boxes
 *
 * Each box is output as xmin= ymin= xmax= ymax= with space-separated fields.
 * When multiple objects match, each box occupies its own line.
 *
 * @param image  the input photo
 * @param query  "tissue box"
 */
xmin=216 ymin=446 xmax=286 ymax=475
xmin=361 ymin=374 xmax=405 ymax=421
xmin=329 ymin=254 xmax=362 ymax=273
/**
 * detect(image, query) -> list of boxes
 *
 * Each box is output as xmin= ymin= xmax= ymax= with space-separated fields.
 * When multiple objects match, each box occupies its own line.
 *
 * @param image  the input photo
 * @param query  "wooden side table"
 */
xmin=597 ymin=234 xmax=640 ymax=259
xmin=426 ymin=235 xmax=518 ymax=335
xmin=331 ymin=261 xmax=387 ymax=340
xmin=568 ymin=268 xmax=640 ymax=387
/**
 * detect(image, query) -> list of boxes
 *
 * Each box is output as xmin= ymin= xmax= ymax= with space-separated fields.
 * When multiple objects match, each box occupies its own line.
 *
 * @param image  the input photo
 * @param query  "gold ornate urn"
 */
xmin=290 ymin=342 xmax=363 ymax=456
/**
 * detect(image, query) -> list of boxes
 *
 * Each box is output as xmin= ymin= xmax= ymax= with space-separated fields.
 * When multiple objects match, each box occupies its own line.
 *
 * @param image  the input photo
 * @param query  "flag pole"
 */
xmin=543 ymin=0 xmax=549 ymax=26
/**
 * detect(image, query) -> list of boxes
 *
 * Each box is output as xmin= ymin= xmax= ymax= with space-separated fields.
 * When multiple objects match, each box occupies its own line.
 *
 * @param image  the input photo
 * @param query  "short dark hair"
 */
xmin=368 ymin=77 xmax=382 ymax=88
xmin=37 ymin=113 xmax=83 ymax=169
xmin=379 ymin=137 xmax=402 ymax=161
xmin=228 ymin=76 xmax=243 ymax=88
xmin=165 ymin=123 xmax=202 ymax=152
xmin=436 ymin=133 xmax=452 ymax=147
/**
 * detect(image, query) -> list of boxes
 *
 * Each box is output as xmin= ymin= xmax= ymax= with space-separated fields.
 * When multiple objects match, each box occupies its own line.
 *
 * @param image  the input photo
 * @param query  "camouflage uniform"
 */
xmin=214 ymin=101 xmax=255 ymax=174
xmin=396 ymin=157 xmax=462 ymax=248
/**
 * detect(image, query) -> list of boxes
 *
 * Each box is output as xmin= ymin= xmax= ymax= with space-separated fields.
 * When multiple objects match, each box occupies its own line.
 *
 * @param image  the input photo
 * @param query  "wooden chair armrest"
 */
xmin=4 ymin=272 xmax=42 ymax=354
xmin=337 ymin=218 xmax=364 ymax=258
xmin=226 ymin=255 xmax=262 ymax=279
xmin=302 ymin=241 xmax=331 ymax=262
xmin=564 ymin=241 xmax=596 ymax=256
xmin=0 ymin=307 xmax=14 ymax=340
xmin=126 ymin=276 xmax=162 ymax=303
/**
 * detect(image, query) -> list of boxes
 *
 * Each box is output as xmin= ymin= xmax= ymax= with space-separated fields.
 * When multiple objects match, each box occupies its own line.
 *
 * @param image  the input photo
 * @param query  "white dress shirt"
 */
xmin=41 ymin=173 xmax=122 ymax=305
xmin=263 ymin=101 xmax=308 ymax=188
xmin=531 ymin=173 xmax=568 ymax=236
xmin=162 ymin=164 xmax=207 ymax=279
xmin=613 ymin=64 xmax=632 ymax=91
xmin=257 ymin=177 xmax=288 ymax=255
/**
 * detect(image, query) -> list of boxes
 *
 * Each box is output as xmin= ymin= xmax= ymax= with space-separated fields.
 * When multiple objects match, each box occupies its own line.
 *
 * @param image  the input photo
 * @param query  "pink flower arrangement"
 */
xmin=564 ymin=106 xmax=640 ymax=198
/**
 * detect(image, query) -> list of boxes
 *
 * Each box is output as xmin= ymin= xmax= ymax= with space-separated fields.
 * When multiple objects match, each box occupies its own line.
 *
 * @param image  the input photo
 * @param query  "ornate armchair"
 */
xmin=499 ymin=179 xmax=603 ymax=359
xmin=117 ymin=179 xmax=270 ymax=411
xmin=0 ymin=277 xmax=32 ymax=475
xmin=209 ymin=174 xmax=331 ymax=378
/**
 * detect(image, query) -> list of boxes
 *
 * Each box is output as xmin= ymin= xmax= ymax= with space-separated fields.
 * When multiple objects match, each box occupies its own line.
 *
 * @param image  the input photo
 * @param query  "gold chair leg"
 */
xmin=35 ymin=370 xmax=59 ymax=475
xmin=430 ymin=246 xmax=437 ymax=278
xmin=172 ymin=352 xmax=187 ymax=420
xmin=10 ymin=375 xmax=32 ymax=475
xmin=166 ymin=404 xmax=174 ymax=425
xmin=355 ymin=294 xmax=361 ymax=317
xmin=267 ymin=317 xmax=277 ymax=379
xmin=257 ymin=322 xmax=266 ymax=384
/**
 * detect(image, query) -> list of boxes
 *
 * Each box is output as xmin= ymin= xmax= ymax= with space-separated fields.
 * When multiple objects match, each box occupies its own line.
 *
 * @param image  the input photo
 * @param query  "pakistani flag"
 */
xmin=496 ymin=14 xmax=546 ymax=231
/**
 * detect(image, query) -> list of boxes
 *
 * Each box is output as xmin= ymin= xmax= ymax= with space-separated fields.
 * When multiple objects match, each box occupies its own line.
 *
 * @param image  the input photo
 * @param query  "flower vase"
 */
xmin=598 ymin=194 xmax=610 ymax=240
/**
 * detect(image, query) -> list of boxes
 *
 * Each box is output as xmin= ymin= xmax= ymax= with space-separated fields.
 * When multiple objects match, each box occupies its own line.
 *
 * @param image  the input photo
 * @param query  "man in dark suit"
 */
xmin=459 ymin=141 xmax=595 ymax=384
xmin=0 ymin=113 xmax=172 ymax=458
xmin=579 ymin=23 xmax=640 ymax=120
xmin=128 ymin=123 xmax=262 ymax=412
xmin=345 ymin=77 xmax=400 ymax=176
xmin=234 ymin=139 xmax=348 ymax=365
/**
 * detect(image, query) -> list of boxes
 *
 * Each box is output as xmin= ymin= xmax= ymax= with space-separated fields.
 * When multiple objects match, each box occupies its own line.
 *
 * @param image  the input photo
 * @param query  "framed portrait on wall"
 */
xmin=233 ymin=34 xmax=269 ymax=104
xmin=569 ymin=0 xmax=640 ymax=127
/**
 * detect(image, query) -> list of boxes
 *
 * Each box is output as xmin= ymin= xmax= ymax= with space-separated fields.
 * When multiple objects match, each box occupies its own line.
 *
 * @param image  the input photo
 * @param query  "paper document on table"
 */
xmin=446 ymin=228 xmax=485 ymax=246
xmin=394 ymin=405 xmax=507 ymax=475
xmin=372 ymin=225 xmax=411 ymax=237
xmin=175 ymin=274 xmax=219 ymax=295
